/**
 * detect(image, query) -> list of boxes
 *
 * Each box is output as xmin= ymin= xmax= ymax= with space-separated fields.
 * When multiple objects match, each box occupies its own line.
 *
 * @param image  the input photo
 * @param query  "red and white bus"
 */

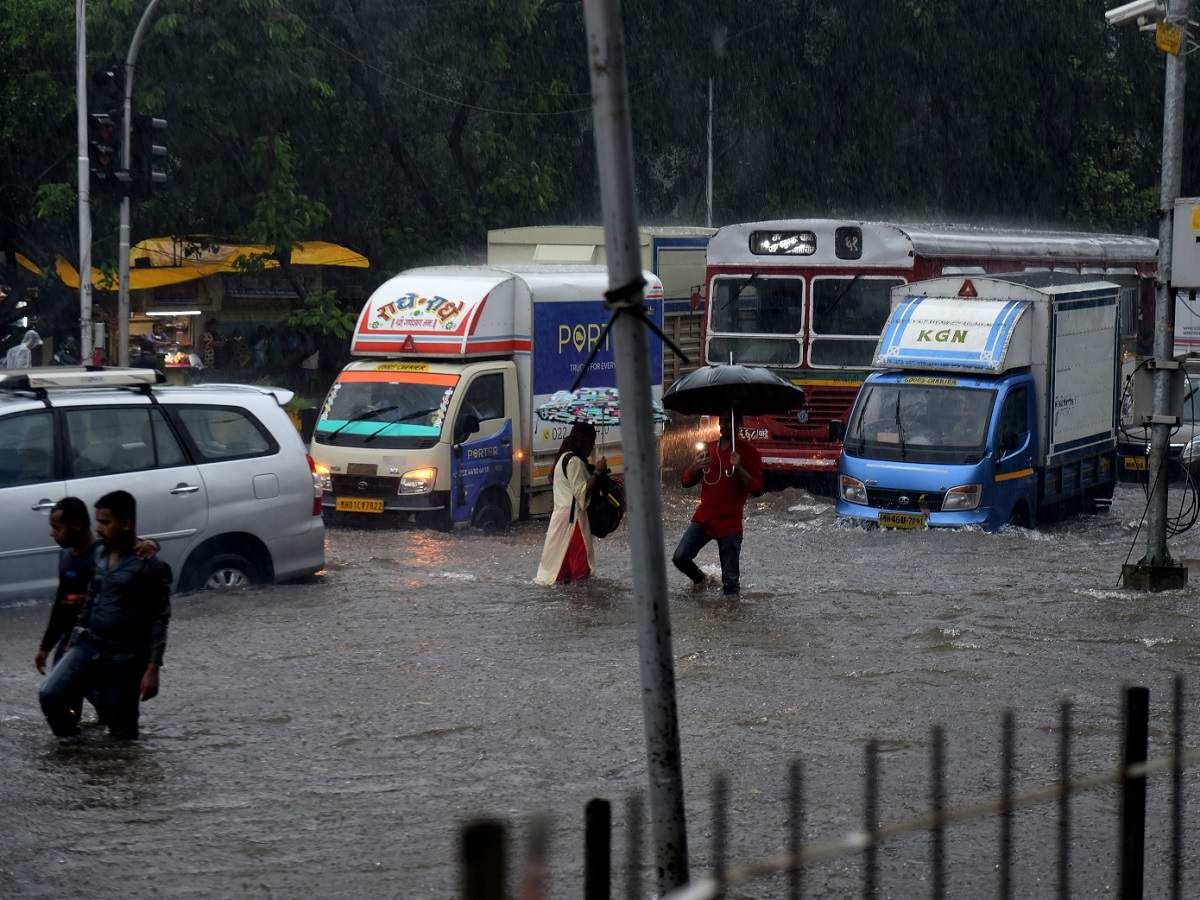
xmin=702 ymin=219 xmax=1158 ymax=484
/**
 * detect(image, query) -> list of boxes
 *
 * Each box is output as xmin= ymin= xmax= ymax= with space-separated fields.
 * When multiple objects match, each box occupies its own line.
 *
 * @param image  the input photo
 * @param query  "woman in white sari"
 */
xmin=535 ymin=423 xmax=608 ymax=585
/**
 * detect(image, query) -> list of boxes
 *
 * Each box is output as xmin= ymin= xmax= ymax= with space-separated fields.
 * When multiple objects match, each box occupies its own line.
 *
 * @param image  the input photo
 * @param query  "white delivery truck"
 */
xmin=309 ymin=265 xmax=664 ymax=528
xmin=836 ymin=276 xmax=1120 ymax=530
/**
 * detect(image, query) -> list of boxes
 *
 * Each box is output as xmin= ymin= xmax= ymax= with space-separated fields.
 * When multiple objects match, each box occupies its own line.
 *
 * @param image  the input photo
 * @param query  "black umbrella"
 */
xmin=661 ymin=364 xmax=805 ymax=452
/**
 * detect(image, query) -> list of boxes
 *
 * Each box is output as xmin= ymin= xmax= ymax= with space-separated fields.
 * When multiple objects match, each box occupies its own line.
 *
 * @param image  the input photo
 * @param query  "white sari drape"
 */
xmin=534 ymin=454 xmax=595 ymax=584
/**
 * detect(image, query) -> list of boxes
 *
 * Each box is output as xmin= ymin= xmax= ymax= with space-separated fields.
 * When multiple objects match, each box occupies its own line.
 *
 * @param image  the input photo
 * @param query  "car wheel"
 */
xmin=198 ymin=553 xmax=256 ymax=591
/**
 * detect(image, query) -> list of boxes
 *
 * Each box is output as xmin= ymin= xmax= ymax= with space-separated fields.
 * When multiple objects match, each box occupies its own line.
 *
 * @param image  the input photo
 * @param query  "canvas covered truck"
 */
xmin=835 ymin=276 xmax=1121 ymax=530
xmin=309 ymin=265 xmax=664 ymax=528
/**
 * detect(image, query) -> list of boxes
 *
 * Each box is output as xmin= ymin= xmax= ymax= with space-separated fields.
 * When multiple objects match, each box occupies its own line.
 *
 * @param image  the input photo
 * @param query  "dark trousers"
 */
xmin=39 ymin=639 xmax=146 ymax=739
xmin=672 ymin=521 xmax=743 ymax=595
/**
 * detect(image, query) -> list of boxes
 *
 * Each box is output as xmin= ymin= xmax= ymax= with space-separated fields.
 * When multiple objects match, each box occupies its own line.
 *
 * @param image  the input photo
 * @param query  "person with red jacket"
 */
xmin=672 ymin=413 xmax=764 ymax=595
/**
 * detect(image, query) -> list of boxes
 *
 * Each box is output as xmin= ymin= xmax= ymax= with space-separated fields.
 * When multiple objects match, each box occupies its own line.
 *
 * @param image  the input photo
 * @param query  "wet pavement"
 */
xmin=2 ymin=478 xmax=1200 ymax=898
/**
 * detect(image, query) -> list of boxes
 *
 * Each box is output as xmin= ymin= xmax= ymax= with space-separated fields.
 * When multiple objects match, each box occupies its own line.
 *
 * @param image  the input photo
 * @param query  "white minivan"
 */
xmin=0 ymin=367 xmax=325 ymax=603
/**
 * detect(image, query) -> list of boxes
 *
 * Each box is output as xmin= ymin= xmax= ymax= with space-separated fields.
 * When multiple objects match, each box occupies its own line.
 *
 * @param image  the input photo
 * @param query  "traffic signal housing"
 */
xmin=131 ymin=114 xmax=168 ymax=198
xmin=88 ymin=111 xmax=120 ymax=186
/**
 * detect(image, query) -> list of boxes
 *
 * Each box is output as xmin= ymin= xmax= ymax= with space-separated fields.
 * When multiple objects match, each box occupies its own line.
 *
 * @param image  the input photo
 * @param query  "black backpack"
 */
xmin=561 ymin=453 xmax=625 ymax=539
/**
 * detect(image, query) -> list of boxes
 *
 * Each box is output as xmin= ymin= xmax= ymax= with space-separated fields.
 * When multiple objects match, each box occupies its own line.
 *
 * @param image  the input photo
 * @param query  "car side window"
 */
xmin=458 ymin=373 xmax=506 ymax=424
xmin=998 ymin=387 xmax=1028 ymax=439
xmin=151 ymin=408 xmax=188 ymax=468
xmin=0 ymin=411 xmax=55 ymax=487
xmin=66 ymin=408 xmax=163 ymax=477
xmin=173 ymin=406 xmax=274 ymax=461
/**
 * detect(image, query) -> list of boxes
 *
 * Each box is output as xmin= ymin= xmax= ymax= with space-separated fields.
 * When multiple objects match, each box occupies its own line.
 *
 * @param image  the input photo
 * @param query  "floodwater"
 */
xmin=3 ymin=473 xmax=1200 ymax=898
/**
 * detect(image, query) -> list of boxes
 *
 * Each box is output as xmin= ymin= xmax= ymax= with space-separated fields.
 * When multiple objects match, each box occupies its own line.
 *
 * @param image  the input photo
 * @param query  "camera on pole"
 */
xmin=131 ymin=114 xmax=168 ymax=198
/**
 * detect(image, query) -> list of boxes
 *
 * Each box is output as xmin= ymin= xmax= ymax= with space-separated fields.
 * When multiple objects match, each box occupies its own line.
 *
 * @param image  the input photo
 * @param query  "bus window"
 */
xmin=709 ymin=277 xmax=804 ymax=335
xmin=809 ymin=276 xmax=904 ymax=368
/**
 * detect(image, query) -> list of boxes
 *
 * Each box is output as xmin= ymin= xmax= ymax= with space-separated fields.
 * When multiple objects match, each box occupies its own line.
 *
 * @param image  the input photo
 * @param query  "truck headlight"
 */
xmin=399 ymin=467 xmax=436 ymax=494
xmin=840 ymin=474 xmax=868 ymax=505
xmin=941 ymin=484 xmax=981 ymax=511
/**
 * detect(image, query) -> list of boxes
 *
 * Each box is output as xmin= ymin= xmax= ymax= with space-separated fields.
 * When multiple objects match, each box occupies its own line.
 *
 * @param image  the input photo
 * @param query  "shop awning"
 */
xmin=50 ymin=238 xmax=370 ymax=290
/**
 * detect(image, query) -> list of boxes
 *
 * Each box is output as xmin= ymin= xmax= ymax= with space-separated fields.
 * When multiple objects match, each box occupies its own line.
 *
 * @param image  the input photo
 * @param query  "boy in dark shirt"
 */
xmin=38 ymin=491 xmax=171 ymax=741
xmin=35 ymin=499 xmax=95 ymax=675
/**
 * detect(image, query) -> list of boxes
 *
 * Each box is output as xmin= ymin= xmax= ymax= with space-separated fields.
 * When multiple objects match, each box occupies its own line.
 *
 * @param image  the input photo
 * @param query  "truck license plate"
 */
xmin=1123 ymin=456 xmax=1148 ymax=471
xmin=335 ymin=497 xmax=384 ymax=513
xmin=878 ymin=511 xmax=926 ymax=529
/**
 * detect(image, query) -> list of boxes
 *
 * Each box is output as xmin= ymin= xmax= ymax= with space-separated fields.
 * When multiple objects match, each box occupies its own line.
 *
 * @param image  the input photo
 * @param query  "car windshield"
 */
xmin=313 ymin=372 xmax=458 ymax=449
xmin=845 ymin=382 xmax=996 ymax=464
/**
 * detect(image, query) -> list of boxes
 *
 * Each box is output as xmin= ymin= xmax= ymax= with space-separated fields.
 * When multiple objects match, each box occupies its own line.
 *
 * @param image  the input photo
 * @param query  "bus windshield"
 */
xmin=845 ymin=383 xmax=996 ymax=464
xmin=313 ymin=372 xmax=458 ymax=449
xmin=708 ymin=276 xmax=804 ymax=366
xmin=809 ymin=276 xmax=905 ymax=367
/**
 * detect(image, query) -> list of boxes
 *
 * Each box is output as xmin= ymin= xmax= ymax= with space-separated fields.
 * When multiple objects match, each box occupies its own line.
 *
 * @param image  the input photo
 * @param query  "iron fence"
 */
xmin=459 ymin=677 xmax=1191 ymax=899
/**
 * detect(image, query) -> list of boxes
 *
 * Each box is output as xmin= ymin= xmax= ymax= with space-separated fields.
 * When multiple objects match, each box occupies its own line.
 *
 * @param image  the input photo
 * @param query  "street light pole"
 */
xmin=582 ymin=0 xmax=691 ymax=892
xmin=117 ymin=0 xmax=164 ymax=368
xmin=1119 ymin=0 xmax=1189 ymax=590
xmin=76 ymin=0 xmax=93 ymax=359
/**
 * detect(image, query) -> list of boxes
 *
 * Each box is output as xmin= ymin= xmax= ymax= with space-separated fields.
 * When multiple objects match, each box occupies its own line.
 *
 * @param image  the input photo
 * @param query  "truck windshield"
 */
xmin=707 ymin=276 xmax=804 ymax=365
xmin=845 ymin=383 xmax=996 ymax=464
xmin=313 ymin=373 xmax=458 ymax=449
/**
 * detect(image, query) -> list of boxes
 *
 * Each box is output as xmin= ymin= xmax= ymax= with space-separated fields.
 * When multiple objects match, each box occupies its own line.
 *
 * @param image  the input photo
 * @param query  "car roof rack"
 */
xmin=0 ymin=366 xmax=166 ymax=407
xmin=0 ymin=366 xmax=165 ymax=392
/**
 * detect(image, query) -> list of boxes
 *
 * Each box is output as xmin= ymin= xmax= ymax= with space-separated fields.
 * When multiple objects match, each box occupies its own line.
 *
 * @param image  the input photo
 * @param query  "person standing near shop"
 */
xmin=38 ymin=491 xmax=171 ymax=741
xmin=672 ymin=414 xmax=763 ymax=596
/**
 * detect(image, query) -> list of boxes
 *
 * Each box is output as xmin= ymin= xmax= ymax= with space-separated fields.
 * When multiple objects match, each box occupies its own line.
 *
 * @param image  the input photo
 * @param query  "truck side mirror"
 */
xmin=455 ymin=413 xmax=481 ymax=444
xmin=828 ymin=420 xmax=845 ymax=442
xmin=1001 ymin=431 xmax=1021 ymax=452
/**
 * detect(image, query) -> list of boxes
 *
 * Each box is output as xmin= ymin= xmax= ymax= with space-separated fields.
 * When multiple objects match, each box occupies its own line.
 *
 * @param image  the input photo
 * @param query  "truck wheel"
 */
xmin=1008 ymin=503 xmax=1030 ymax=528
xmin=472 ymin=493 xmax=510 ymax=532
xmin=196 ymin=553 xmax=256 ymax=591
xmin=417 ymin=509 xmax=453 ymax=532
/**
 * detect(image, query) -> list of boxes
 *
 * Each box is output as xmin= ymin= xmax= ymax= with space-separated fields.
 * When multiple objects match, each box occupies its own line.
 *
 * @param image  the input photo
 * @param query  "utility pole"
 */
xmin=581 ymin=0 xmax=690 ymax=893
xmin=117 ymin=0 xmax=164 ymax=367
xmin=1115 ymin=0 xmax=1189 ymax=590
xmin=76 ymin=0 xmax=93 ymax=359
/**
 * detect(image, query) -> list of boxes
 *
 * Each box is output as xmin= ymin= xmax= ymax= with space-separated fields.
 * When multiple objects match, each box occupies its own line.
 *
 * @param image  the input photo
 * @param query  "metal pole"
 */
xmin=1119 ymin=686 xmax=1149 ymax=899
xmin=582 ymin=0 xmax=689 ymax=892
xmin=76 ymin=0 xmax=93 ymax=359
xmin=1142 ymin=0 xmax=1189 ymax=584
xmin=117 ymin=0 xmax=164 ymax=368
xmin=585 ymin=799 xmax=612 ymax=900
xmin=705 ymin=76 xmax=713 ymax=229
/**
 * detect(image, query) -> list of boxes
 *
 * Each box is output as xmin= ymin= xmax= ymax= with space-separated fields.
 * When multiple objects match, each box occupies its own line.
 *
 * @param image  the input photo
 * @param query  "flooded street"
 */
xmin=3 ymin=481 xmax=1200 ymax=898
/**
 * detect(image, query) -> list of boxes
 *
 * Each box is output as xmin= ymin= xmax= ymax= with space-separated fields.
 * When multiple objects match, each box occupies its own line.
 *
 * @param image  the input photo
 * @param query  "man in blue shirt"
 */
xmin=39 ymin=491 xmax=172 ymax=741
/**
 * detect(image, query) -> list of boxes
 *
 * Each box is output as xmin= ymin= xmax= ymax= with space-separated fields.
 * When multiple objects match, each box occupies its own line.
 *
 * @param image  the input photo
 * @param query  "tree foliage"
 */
xmin=2 ymin=0 xmax=1197 ymax=333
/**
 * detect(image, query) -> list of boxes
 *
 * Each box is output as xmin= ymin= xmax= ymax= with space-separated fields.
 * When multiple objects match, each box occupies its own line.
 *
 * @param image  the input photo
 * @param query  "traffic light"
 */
xmin=131 ymin=114 xmax=168 ymax=198
xmin=88 ymin=111 xmax=121 ymax=185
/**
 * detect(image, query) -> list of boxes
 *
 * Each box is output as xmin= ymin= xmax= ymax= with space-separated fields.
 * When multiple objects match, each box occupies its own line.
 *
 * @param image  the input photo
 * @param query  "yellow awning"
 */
xmin=51 ymin=238 xmax=369 ymax=290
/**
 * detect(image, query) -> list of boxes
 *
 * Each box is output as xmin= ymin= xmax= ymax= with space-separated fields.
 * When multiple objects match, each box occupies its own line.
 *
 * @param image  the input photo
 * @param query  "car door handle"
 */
xmin=31 ymin=499 xmax=57 ymax=512
xmin=169 ymin=484 xmax=201 ymax=495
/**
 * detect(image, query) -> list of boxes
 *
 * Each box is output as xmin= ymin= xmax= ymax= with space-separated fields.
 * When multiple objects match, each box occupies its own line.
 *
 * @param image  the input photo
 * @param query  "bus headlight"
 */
xmin=399 ymin=467 xmax=437 ymax=494
xmin=840 ymin=474 xmax=868 ymax=505
xmin=941 ymin=484 xmax=981 ymax=511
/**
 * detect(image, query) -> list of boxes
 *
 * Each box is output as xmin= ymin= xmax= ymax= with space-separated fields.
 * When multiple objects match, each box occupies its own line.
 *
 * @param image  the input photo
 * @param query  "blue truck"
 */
xmin=835 ymin=276 xmax=1120 ymax=530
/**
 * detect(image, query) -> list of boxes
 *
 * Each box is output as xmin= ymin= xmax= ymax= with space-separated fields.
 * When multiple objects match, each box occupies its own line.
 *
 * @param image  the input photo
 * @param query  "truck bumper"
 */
xmin=835 ymin=500 xmax=997 ymax=530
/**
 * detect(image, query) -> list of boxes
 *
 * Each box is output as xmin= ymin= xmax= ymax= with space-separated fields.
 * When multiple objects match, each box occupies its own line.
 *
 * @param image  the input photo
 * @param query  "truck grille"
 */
xmin=330 ymin=474 xmax=398 ymax=496
xmin=866 ymin=487 xmax=945 ymax=513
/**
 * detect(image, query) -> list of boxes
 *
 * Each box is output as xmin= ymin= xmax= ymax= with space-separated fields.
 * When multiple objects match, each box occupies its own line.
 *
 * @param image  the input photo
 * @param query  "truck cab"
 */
xmin=838 ymin=371 xmax=1039 ymax=529
xmin=311 ymin=358 xmax=520 ymax=528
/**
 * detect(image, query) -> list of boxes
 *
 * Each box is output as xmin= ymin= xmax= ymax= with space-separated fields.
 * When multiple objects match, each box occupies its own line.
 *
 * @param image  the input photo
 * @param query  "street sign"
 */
xmin=1156 ymin=20 xmax=1184 ymax=54
xmin=1172 ymin=198 xmax=1200 ymax=289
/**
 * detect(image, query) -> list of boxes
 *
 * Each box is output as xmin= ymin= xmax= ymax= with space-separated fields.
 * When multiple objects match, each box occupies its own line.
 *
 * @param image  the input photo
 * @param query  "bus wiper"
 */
xmin=323 ymin=405 xmax=401 ymax=442
xmin=894 ymin=390 xmax=908 ymax=459
xmin=362 ymin=406 xmax=441 ymax=444
xmin=824 ymin=273 xmax=862 ymax=316
xmin=719 ymin=272 xmax=762 ymax=315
